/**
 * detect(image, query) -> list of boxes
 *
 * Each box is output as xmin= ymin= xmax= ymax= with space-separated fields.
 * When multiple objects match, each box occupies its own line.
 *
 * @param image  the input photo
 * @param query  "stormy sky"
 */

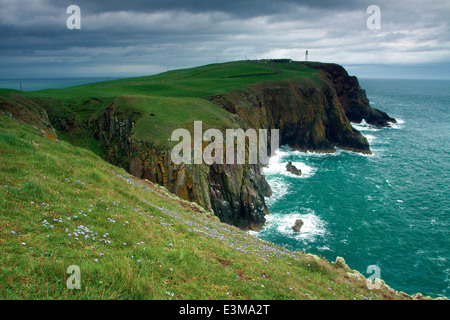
xmin=1 ymin=0 xmax=449 ymax=79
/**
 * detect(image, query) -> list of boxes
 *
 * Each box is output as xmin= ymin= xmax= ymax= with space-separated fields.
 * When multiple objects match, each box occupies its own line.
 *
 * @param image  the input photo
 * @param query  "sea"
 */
xmin=256 ymin=79 xmax=450 ymax=298
xmin=0 ymin=78 xmax=115 ymax=92
xmin=1 ymin=77 xmax=449 ymax=298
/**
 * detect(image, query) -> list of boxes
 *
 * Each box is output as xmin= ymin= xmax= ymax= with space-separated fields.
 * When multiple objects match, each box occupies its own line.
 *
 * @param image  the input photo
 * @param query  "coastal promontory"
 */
xmin=0 ymin=60 xmax=396 ymax=230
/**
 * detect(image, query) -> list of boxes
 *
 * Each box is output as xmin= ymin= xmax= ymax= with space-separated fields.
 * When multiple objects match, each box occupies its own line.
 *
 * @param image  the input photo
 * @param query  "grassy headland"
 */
xmin=0 ymin=61 xmax=318 ymax=151
xmin=0 ymin=60 xmax=430 ymax=300
xmin=0 ymin=113 xmax=412 ymax=300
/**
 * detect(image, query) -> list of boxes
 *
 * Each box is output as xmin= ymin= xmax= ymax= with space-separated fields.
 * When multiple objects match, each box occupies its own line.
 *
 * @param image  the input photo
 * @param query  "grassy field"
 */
xmin=112 ymin=95 xmax=245 ymax=149
xmin=13 ymin=61 xmax=319 ymax=100
xmin=0 ymin=60 xmax=322 ymax=152
xmin=1 ymin=60 xmax=321 ymax=151
xmin=0 ymin=111 xmax=411 ymax=300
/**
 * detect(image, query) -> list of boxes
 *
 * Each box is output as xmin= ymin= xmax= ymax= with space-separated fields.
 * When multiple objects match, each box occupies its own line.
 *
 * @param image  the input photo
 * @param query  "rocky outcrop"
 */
xmin=301 ymin=62 xmax=396 ymax=127
xmin=29 ymin=62 xmax=395 ymax=231
xmin=286 ymin=162 xmax=302 ymax=176
xmin=92 ymin=104 xmax=272 ymax=231
xmin=88 ymin=63 xmax=398 ymax=230
xmin=210 ymin=77 xmax=371 ymax=154
xmin=292 ymin=219 xmax=304 ymax=232
xmin=130 ymin=148 xmax=271 ymax=230
xmin=332 ymin=256 xmax=447 ymax=300
xmin=0 ymin=93 xmax=58 ymax=140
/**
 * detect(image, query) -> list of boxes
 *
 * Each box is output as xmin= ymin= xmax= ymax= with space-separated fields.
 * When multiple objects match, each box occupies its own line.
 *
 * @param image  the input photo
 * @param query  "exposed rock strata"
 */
xmin=93 ymin=104 xmax=272 ymax=230
xmin=91 ymin=65 xmax=397 ymax=230
xmin=32 ymin=63 xmax=396 ymax=231
xmin=0 ymin=93 xmax=58 ymax=140
xmin=209 ymin=77 xmax=372 ymax=154
xmin=301 ymin=62 xmax=397 ymax=127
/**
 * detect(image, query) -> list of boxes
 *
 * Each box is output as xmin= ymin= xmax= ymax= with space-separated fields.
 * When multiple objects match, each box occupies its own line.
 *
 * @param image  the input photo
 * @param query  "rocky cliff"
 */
xmin=302 ymin=62 xmax=396 ymax=127
xmin=209 ymin=68 xmax=372 ymax=154
xmin=90 ymin=63 xmax=395 ymax=231
xmin=10 ymin=61 xmax=395 ymax=231
xmin=0 ymin=93 xmax=58 ymax=141
xmin=93 ymin=104 xmax=272 ymax=230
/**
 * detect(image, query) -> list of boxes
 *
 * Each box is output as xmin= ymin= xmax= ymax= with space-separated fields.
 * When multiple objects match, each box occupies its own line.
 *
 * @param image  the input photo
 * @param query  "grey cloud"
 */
xmin=47 ymin=0 xmax=368 ymax=17
xmin=0 ymin=0 xmax=449 ymax=78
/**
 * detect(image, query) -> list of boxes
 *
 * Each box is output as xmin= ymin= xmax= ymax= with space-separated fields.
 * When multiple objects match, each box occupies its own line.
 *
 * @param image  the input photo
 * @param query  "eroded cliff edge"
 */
xmin=3 ymin=61 xmax=396 ymax=231
xmin=91 ymin=62 xmax=396 ymax=231
xmin=303 ymin=62 xmax=397 ymax=127
xmin=95 ymin=107 xmax=272 ymax=231
xmin=210 ymin=72 xmax=369 ymax=155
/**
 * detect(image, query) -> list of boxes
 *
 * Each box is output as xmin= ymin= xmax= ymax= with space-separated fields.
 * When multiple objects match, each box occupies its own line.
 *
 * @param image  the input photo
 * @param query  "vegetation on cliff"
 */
xmin=0 ymin=60 xmax=396 ymax=231
xmin=2 ymin=60 xmax=443 ymax=300
xmin=1 ymin=114 xmax=418 ymax=300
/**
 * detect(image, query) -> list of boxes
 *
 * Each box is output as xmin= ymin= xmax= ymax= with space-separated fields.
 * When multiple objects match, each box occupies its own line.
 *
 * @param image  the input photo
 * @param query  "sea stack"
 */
xmin=286 ymin=162 xmax=302 ymax=176
xmin=292 ymin=219 xmax=304 ymax=232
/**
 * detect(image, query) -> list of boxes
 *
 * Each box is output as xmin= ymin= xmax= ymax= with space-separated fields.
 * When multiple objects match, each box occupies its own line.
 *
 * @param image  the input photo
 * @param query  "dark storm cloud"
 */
xmin=47 ymin=0 xmax=367 ymax=17
xmin=0 ymin=0 xmax=449 ymax=78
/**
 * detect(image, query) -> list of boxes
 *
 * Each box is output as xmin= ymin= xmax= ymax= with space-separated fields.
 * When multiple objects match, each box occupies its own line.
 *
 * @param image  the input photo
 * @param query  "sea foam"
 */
xmin=264 ymin=208 xmax=327 ymax=243
xmin=263 ymin=148 xmax=317 ymax=178
xmin=351 ymin=119 xmax=381 ymax=132
xmin=263 ymin=147 xmax=317 ymax=205
xmin=389 ymin=118 xmax=405 ymax=129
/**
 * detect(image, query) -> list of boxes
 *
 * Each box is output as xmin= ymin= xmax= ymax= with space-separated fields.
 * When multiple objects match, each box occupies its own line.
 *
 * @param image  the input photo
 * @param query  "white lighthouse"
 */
xmin=305 ymin=50 xmax=309 ymax=61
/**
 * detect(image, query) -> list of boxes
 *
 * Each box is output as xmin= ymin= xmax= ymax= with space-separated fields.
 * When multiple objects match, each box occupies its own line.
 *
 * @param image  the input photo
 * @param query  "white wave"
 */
xmin=364 ymin=134 xmax=377 ymax=144
xmin=247 ymin=230 xmax=259 ymax=236
xmin=263 ymin=148 xmax=317 ymax=178
xmin=264 ymin=176 xmax=290 ymax=206
xmin=335 ymin=147 xmax=374 ymax=158
xmin=262 ymin=148 xmax=286 ymax=175
xmin=285 ymin=148 xmax=337 ymax=158
xmin=264 ymin=209 xmax=327 ymax=243
xmin=351 ymin=119 xmax=381 ymax=132
xmin=389 ymin=118 xmax=405 ymax=129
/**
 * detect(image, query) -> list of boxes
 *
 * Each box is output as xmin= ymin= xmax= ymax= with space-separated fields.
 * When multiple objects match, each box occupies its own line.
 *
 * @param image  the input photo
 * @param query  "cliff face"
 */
xmin=0 ymin=93 xmax=58 ymax=141
xmin=303 ymin=62 xmax=396 ymax=127
xmin=92 ymin=66 xmax=389 ymax=230
xmin=93 ymin=103 xmax=271 ymax=230
xmin=210 ymin=72 xmax=371 ymax=154
xmin=95 ymin=103 xmax=137 ymax=170
xmin=27 ymin=62 xmax=396 ymax=231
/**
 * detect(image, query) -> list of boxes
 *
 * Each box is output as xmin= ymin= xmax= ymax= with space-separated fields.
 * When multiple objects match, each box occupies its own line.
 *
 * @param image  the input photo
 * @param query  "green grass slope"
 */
xmin=0 ymin=113 xmax=415 ymax=300
xmin=17 ymin=61 xmax=319 ymax=100
xmin=2 ymin=61 xmax=317 ymax=151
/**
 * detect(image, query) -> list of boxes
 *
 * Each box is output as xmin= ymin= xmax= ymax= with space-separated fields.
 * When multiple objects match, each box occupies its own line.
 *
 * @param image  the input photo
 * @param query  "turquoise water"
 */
xmin=257 ymin=79 xmax=450 ymax=298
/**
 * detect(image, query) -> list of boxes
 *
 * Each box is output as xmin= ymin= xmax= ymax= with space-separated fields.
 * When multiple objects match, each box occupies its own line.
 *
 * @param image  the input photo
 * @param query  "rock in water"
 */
xmin=292 ymin=219 xmax=304 ymax=232
xmin=286 ymin=162 xmax=302 ymax=176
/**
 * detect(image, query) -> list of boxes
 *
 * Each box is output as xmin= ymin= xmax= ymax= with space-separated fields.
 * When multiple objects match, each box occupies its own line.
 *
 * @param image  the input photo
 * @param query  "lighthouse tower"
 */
xmin=305 ymin=50 xmax=309 ymax=61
